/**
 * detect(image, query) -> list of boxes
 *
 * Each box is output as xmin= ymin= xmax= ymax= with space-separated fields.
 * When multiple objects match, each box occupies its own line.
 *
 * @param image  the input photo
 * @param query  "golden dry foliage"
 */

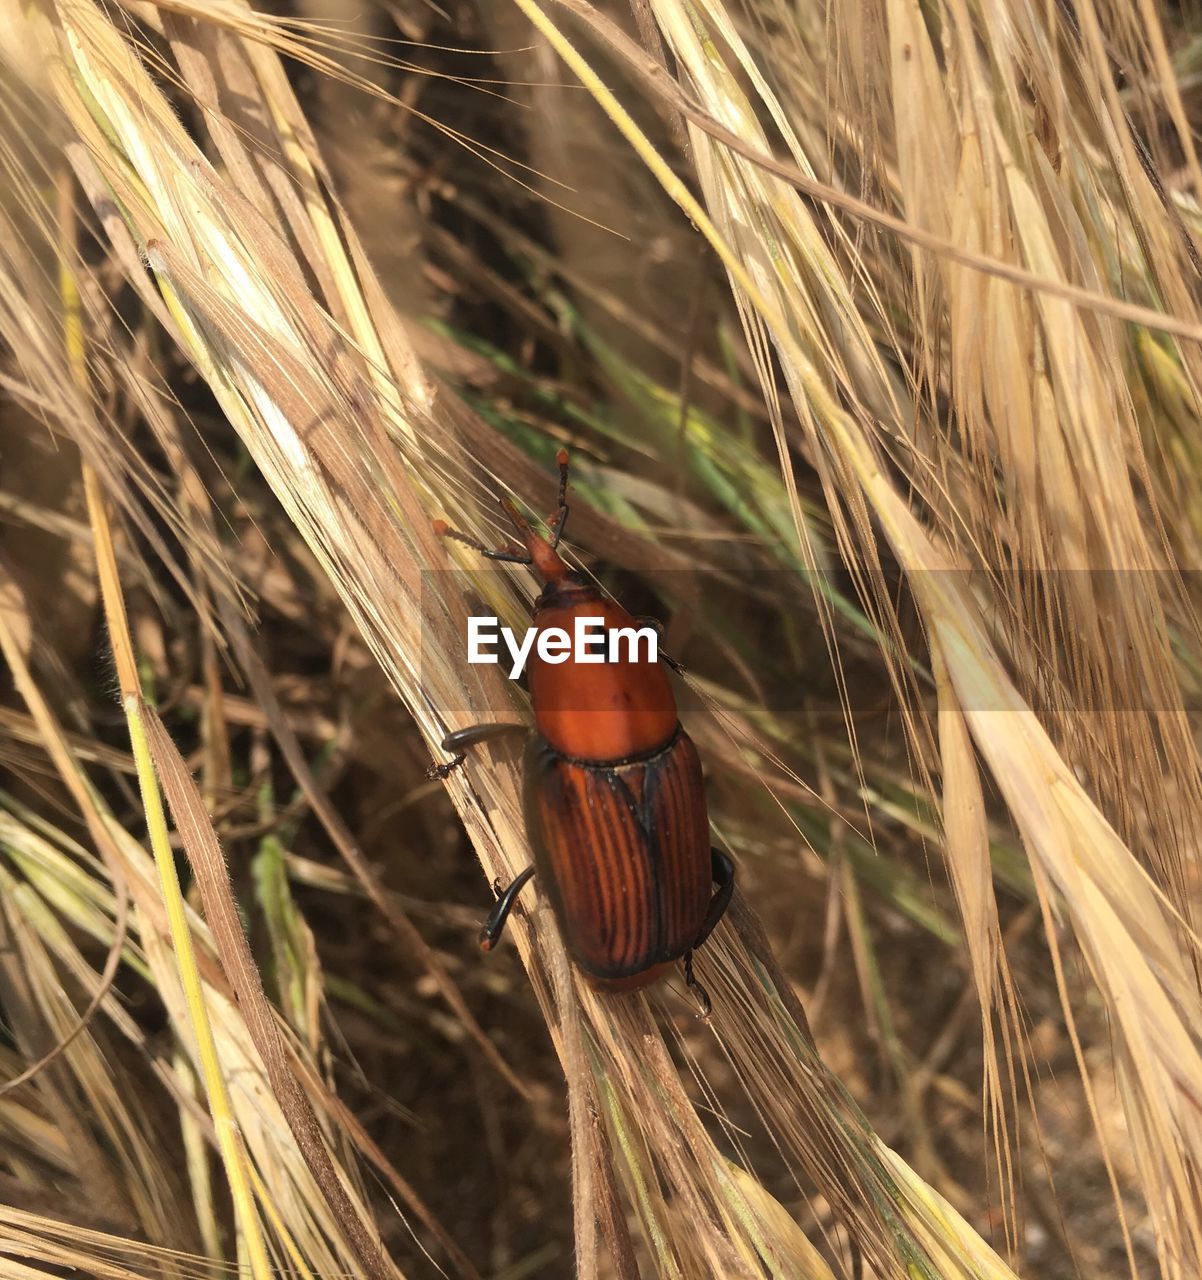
xmin=0 ymin=0 xmax=1199 ymax=1278
xmin=526 ymin=0 xmax=1202 ymax=1274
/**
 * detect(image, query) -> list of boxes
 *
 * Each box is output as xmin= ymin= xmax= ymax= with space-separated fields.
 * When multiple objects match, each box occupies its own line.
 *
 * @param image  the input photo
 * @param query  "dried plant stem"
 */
xmin=81 ymin=429 xmax=274 ymax=1280
xmin=56 ymin=153 xmax=271 ymax=1271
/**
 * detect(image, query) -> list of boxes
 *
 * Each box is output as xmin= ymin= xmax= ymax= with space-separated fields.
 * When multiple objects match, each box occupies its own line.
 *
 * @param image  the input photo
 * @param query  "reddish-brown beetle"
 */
xmin=430 ymin=452 xmax=734 ymax=1007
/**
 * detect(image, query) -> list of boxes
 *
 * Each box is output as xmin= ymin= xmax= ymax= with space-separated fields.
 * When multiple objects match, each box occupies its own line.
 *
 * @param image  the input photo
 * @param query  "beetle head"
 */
xmin=499 ymin=496 xmax=569 ymax=583
xmin=432 ymin=449 xmax=574 ymax=583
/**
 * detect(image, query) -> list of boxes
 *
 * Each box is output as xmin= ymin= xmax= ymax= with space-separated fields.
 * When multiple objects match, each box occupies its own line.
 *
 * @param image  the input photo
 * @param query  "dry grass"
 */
xmin=0 ymin=0 xmax=1201 ymax=1276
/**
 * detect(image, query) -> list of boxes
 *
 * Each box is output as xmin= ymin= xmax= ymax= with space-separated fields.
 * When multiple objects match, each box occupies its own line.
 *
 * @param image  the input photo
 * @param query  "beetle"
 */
xmin=428 ymin=451 xmax=734 ymax=1011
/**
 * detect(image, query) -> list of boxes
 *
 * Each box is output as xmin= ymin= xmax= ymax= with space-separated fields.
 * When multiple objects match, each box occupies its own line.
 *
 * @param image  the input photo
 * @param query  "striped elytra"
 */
xmin=523 ymin=729 xmax=713 ymax=988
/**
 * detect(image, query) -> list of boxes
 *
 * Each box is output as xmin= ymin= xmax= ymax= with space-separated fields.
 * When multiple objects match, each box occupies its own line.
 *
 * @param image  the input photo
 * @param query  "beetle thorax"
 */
xmin=527 ymin=586 xmax=679 ymax=761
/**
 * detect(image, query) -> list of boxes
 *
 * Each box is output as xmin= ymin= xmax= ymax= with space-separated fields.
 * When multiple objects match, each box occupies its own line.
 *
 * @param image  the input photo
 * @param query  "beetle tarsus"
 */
xmin=683 ymin=950 xmax=712 ymax=1019
xmin=426 ymin=753 xmax=466 ymax=781
xmin=479 ymin=866 xmax=536 ymax=951
xmin=429 ymin=723 xmax=530 ymax=780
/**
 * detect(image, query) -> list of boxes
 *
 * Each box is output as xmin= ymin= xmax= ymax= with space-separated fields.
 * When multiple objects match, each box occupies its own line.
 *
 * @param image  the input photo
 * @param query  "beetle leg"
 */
xmin=427 ymin=754 xmax=466 ymax=781
xmin=427 ymin=722 xmax=529 ymax=779
xmin=692 ymin=848 xmax=735 ymax=949
xmin=683 ymin=950 xmax=712 ymax=1019
xmin=432 ymin=520 xmax=532 ymax=564
xmin=634 ymin=615 xmax=683 ymax=672
xmin=479 ymin=866 xmax=536 ymax=951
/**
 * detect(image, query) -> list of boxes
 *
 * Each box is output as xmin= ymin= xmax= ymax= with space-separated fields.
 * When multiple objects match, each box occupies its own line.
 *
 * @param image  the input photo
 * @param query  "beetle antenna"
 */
xmin=432 ymin=519 xmax=532 ymax=565
xmin=548 ymin=448 xmax=570 ymax=548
